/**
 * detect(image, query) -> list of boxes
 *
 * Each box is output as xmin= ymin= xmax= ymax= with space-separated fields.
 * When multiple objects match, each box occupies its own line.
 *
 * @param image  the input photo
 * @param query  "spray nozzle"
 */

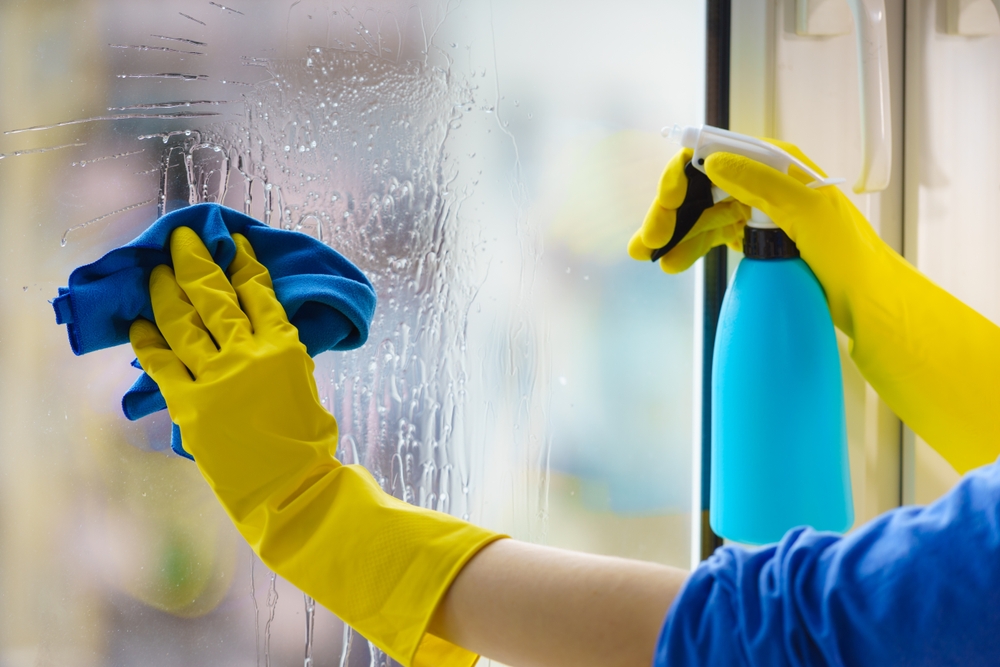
xmin=663 ymin=124 xmax=700 ymax=148
xmin=649 ymin=125 xmax=845 ymax=263
xmin=662 ymin=124 xmax=844 ymax=192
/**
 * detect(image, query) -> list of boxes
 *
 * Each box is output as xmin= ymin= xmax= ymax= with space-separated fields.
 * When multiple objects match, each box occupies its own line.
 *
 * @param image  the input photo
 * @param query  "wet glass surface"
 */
xmin=0 ymin=1 xmax=704 ymax=664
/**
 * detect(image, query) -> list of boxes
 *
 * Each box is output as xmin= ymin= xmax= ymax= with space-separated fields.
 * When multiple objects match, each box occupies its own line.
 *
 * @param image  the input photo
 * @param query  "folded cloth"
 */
xmin=53 ymin=202 xmax=377 ymax=459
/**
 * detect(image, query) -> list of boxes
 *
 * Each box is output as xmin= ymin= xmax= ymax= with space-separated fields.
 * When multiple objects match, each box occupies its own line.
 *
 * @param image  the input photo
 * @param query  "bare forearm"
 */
xmin=428 ymin=539 xmax=689 ymax=667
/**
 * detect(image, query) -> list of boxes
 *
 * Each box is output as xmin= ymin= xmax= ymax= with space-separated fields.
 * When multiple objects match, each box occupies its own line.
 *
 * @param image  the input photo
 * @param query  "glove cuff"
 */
xmin=248 ymin=464 xmax=506 ymax=667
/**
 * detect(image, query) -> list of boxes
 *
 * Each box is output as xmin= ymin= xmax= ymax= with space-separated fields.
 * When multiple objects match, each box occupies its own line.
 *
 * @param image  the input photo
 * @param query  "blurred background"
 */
xmin=0 ymin=1 xmax=704 ymax=665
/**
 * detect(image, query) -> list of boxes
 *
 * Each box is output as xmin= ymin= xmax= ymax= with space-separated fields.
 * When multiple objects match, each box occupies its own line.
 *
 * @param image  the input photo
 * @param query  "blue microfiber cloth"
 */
xmin=53 ymin=202 xmax=377 ymax=460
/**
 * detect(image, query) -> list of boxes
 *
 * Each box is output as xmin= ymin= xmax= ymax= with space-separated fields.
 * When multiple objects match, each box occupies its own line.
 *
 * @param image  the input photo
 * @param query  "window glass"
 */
xmin=0 ymin=1 xmax=704 ymax=664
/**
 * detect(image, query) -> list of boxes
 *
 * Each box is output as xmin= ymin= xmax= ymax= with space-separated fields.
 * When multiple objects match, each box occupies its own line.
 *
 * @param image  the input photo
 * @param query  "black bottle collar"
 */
xmin=743 ymin=227 xmax=800 ymax=259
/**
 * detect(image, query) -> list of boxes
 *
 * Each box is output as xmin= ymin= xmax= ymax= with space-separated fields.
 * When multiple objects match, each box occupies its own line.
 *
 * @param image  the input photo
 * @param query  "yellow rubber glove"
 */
xmin=627 ymin=146 xmax=750 ymax=273
xmin=129 ymin=227 xmax=504 ymax=667
xmin=631 ymin=144 xmax=1000 ymax=474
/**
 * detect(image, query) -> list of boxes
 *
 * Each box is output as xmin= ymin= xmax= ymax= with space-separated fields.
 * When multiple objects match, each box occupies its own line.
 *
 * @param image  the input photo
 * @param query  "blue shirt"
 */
xmin=656 ymin=459 xmax=1000 ymax=666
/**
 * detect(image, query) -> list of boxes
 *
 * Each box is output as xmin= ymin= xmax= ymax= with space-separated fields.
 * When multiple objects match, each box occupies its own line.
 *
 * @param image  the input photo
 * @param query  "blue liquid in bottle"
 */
xmin=710 ymin=228 xmax=853 ymax=545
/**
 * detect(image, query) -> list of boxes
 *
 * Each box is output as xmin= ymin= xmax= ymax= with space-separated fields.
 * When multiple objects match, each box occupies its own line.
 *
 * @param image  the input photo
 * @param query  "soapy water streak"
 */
xmin=0 ymin=142 xmax=85 ymax=160
xmin=151 ymin=34 xmax=208 ymax=46
xmin=109 ymin=101 xmax=230 ymax=110
xmin=263 ymin=571 xmax=279 ymax=667
xmin=250 ymin=551 xmax=262 ymax=667
xmin=109 ymin=43 xmax=205 ymax=55
xmin=241 ymin=56 xmax=271 ymax=68
xmin=117 ymin=74 xmax=211 ymax=82
xmin=208 ymin=2 xmax=246 ymax=16
xmin=338 ymin=623 xmax=354 ymax=667
xmin=60 ymin=199 xmax=157 ymax=247
xmin=139 ymin=130 xmax=204 ymax=143
xmin=179 ymin=12 xmax=207 ymax=25
xmin=4 ymin=113 xmax=219 ymax=135
xmin=71 ymin=149 xmax=144 ymax=167
xmin=303 ymin=595 xmax=317 ymax=667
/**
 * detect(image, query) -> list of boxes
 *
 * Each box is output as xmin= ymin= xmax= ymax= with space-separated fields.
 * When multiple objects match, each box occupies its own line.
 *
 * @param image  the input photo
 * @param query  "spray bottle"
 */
xmin=654 ymin=124 xmax=853 ymax=545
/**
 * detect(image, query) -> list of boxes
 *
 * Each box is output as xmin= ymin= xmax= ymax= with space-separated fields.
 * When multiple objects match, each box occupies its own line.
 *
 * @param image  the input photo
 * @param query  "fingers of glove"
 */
xmin=634 ymin=148 xmax=696 ymax=251
xmin=658 ymin=223 xmax=744 ymax=274
xmin=149 ymin=264 xmax=218 ymax=377
xmin=129 ymin=317 xmax=193 ymax=388
xmin=704 ymin=152 xmax=821 ymax=236
xmin=637 ymin=199 xmax=677 ymax=250
xmin=689 ymin=198 xmax=749 ymax=235
xmin=635 ymin=194 xmax=747 ymax=258
xmin=655 ymin=148 xmax=696 ymax=209
xmin=228 ymin=233 xmax=293 ymax=335
xmin=632 ymin=198 xmax=747 ymax=264
xmin=628 ymin=229 xmax=653 ymax=261
xmin=169 ymin=226 xmax=252 ymax=348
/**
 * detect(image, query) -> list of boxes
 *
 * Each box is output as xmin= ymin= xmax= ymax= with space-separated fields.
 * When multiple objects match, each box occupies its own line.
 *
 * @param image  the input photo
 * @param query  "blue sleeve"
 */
xmin=655 ymin=460 xmax=1000 ymax=666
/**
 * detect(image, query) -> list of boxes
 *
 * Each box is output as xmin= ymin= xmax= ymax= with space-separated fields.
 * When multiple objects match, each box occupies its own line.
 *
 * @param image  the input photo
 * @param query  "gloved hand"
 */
xmin=627 ymin=146 xmax=750 ymax=273
xmin=631 ymin=144 xmax=1000 ymax=474
xmin=129 ymin=227 xmax=504 ymax=667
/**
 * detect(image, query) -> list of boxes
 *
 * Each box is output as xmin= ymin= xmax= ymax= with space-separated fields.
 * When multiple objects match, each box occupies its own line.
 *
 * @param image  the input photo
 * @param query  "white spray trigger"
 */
xmin=663 ymin=124 xmax=845 ymax=228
